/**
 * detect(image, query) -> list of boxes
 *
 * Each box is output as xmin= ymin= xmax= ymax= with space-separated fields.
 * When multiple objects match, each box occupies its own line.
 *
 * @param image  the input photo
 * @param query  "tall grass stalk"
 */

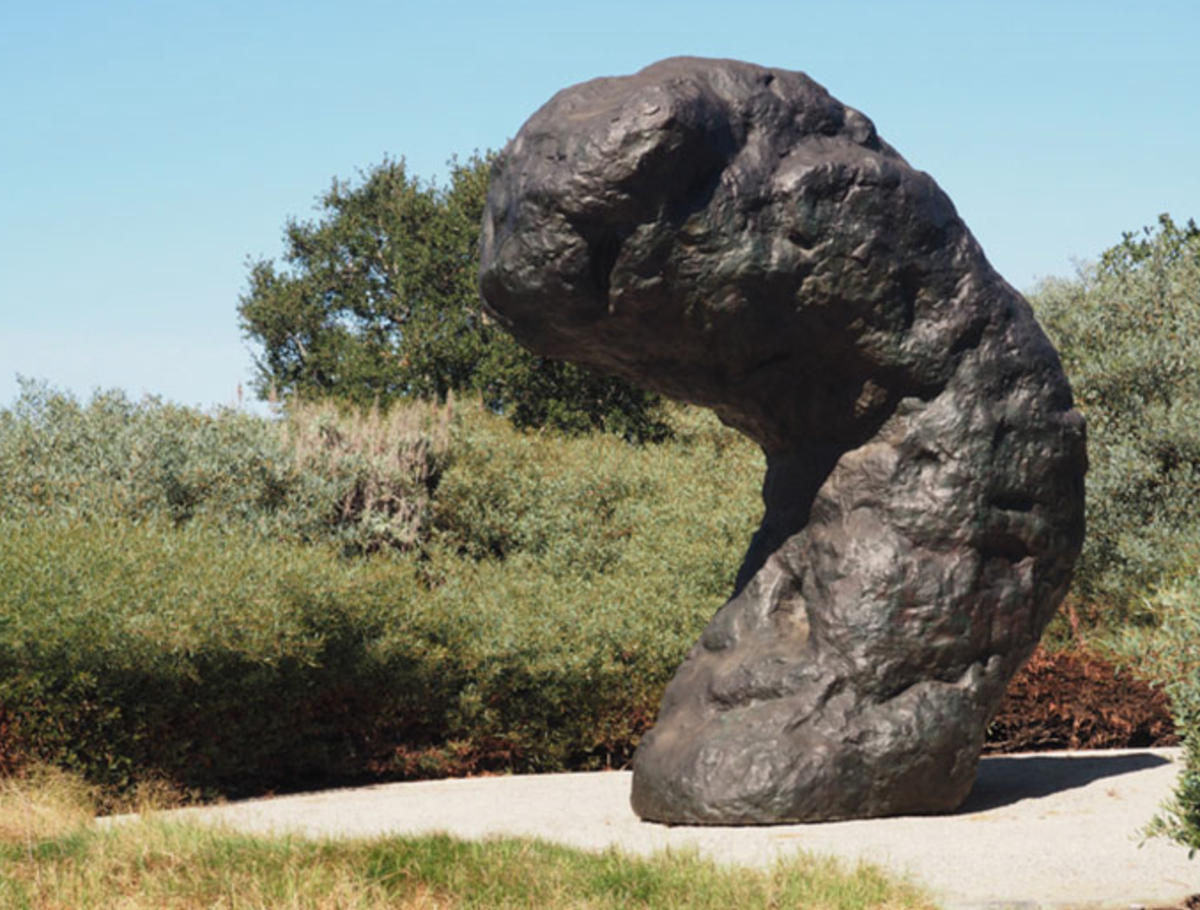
xmin=282 ymin=395 xmax=453 ymax=552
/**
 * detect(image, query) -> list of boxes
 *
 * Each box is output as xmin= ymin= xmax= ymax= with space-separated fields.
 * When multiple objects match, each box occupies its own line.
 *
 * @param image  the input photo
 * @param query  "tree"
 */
xmin=1031 ymin=214 xmax=1200 ymax=615
xmin=239 ymin=154 xmax=668 ymax=440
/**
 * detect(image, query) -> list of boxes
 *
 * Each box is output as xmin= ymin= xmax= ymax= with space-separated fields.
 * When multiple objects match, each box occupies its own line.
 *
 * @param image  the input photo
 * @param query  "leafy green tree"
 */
xmin=239 ymin=155 xmax=668 ymax=440
xmin=1032 ymin=214 xmax=1200 ymax=616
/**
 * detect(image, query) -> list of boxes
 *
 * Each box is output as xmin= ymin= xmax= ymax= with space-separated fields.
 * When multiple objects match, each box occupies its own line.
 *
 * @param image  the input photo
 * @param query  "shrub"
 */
xmin=0 ymin=378 xmax=281 ymax=528
xmin=1031 ymin=216 xmax=1200 ymax=853
xmin=280 ymin=397 xmax=452 ymax=553
xmin=984 ymin=646 xmax=1176 ymax=753
xmin=1031 ymin=215 xmax=1200 ymax=621
xmin=1104 ymin=570 xmax=1200 ymax=855
xmin=0 ymin=393 xmax=764 ymax=796
xmin=0 ymin=516 xmax=412 ymax=794
xmin=0 ymin=379 xmax=451 ymax=553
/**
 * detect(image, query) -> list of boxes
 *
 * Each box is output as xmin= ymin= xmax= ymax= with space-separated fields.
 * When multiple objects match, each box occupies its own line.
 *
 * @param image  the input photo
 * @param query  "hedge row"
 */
xmin=0 ymin=393 xmax=763 ymax=797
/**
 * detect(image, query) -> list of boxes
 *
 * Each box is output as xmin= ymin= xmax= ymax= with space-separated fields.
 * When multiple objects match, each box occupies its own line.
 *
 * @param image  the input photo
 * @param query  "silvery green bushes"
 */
xmin=0 ymin=391 xmax=762 ymax=795
xmin=0 ymin=380 xmax=450 ymax=553
xmin=1032 ymin=215 xmax=1200 ymax=616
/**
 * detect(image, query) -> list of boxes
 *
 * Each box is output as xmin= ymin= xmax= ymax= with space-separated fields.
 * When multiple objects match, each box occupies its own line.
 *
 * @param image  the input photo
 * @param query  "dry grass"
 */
xmin=0 ymin=765 xmax=95 ymax=844
xmin=0 ymin=766 xmax=937 ymax=910
xmin=281 ymin=396 xmax=453 ymax=551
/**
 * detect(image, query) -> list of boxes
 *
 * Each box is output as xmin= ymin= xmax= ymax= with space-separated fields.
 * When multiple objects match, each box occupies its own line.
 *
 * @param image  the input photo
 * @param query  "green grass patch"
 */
xmin=0 ymin=768 xmax=935 ymax=910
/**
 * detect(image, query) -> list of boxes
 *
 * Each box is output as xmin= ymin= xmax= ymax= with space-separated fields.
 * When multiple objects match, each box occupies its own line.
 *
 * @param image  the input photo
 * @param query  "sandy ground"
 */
xmin=118 ymin=747 xmax=1197 ymax=909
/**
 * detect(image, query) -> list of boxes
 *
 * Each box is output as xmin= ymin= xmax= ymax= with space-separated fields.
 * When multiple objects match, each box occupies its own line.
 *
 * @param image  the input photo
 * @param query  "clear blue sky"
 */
xmin=2 ymin=0 xmax=1196 ymax=410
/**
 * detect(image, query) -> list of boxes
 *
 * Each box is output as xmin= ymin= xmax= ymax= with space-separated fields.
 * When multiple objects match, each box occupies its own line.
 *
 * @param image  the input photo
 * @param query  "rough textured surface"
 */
xmin=478 ymin=57 xmax=1086 ymax=824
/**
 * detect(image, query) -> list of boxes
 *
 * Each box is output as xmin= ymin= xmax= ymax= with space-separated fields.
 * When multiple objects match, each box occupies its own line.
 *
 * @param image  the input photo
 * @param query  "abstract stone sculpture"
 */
xmin=478 ymin=58 xmax=1086 ymax=824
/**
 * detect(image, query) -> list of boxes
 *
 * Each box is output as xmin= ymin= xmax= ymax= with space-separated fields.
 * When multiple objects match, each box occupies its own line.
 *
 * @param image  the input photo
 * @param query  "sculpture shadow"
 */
xmin=956 ymin=751 xmax=1171 ymax=813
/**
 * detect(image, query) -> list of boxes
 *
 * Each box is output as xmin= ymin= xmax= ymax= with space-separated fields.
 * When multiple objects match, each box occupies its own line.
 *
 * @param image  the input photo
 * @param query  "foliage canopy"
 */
xmin=1032 ymin=214 xmax=1200 ymax=615
xmin=238 ymin=155 xmax=669 ymax=441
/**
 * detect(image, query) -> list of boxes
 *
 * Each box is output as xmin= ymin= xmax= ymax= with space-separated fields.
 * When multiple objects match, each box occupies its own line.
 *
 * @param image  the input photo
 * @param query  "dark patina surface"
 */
xmin=479 ymin=57 xmax=1086 ymax=824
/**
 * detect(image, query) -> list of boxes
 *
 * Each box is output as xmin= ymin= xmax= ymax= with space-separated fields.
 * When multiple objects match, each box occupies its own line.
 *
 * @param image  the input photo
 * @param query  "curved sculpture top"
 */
xmin=480 ymin=57 xmax=1086 ymax=824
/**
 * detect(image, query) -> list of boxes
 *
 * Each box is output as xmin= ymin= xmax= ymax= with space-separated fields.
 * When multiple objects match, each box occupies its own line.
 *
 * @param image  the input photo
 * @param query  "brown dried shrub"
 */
xmin=985 ymin=645 xmax=1178 ymax=753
